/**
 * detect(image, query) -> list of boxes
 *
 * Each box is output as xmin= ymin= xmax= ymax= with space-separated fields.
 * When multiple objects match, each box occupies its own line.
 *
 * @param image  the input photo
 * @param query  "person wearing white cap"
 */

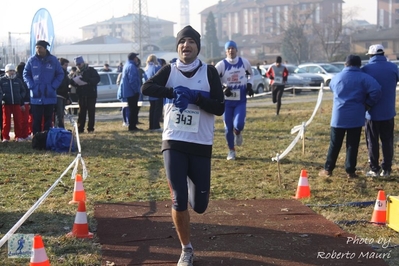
xmin=0 ymin=64 xmax=26 ymax=142
xmin=362 ymin=44 xmax=399 ymax=177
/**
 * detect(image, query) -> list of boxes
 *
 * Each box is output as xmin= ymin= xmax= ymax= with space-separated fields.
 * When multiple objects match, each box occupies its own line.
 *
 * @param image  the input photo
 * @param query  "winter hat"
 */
xmin=224 ymin=40 xmax=237 ymax=50
xmin=5 ymin=64 xmax=16 ymax=72
xmin=176 ymin=25 xmax=201 ymax=55
xmin=345 ymin=55 xmax=361 ymax=67
xmin=74 ymin=56 xmax=84 ymax=65
xmin=35 ymin=40 xmax=50 ymax=49
xmin=128 ymin=52 xmax=139 ymax=60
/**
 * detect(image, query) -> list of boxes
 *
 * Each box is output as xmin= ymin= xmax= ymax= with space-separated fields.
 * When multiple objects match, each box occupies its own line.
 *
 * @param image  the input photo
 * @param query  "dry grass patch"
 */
xmin=1 ymin=93 xmax=399 ymax=265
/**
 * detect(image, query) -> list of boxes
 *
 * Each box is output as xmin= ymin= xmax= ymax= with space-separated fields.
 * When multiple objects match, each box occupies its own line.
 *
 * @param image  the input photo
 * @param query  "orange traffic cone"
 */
xmin=69 ymin=174 xmax=86 ymax=204
xmin=294 ymin=169 xmax=311 ymax=199
xmin=371 ymin=190 xmax=387 ymax=225
xmin=67 ymin=201 xmax=93 ymax=238
xmin=30 ymin=235 xmax=50 ymax=266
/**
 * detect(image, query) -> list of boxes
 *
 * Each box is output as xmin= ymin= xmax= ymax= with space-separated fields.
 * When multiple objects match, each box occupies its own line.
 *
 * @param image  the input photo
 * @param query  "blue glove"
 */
xmin=173 ymin=86 xmax=198 ymax=113
xmin=173 ymin=93 xmax=189 ymax=113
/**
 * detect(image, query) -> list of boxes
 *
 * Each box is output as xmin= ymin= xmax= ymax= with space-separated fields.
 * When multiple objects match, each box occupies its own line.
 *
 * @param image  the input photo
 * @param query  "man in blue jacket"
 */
xmin=319 ymin=55 xmax=381 ymax=179
xmin=121 ymin=52 xmax=142 ymax=131
xmin=362 ymin=44 xmax=399 ymax=177
xmin=23 ymin=40 xmax=64 ymax=135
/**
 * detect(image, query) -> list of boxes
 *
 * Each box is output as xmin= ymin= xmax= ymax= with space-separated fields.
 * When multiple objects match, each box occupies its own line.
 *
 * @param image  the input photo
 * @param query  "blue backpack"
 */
xmin=46 ymin=128 xmax=76 ymax=153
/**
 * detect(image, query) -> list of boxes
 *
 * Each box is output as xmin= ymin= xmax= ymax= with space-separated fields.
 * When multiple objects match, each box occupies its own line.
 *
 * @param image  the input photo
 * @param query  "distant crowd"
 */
xmin=0 ymin=39 xmax=177 ymax=143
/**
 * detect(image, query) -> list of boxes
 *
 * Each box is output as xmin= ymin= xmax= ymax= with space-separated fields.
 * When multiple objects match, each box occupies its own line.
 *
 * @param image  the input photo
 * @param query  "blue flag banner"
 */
xmin=30 ymin=8 xmax=55 ymax=56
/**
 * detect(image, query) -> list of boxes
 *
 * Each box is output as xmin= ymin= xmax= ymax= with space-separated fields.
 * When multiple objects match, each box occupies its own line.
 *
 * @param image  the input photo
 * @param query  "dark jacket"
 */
xmin=16 ymin=72 xmax=29 ymax=103
xmin=57 ymin=68 xmax=70 ymax=99
xmin=72 ymin=64 xmax=100 ymax=98
xmin=0 ymin=76 xmax=26 ymax=105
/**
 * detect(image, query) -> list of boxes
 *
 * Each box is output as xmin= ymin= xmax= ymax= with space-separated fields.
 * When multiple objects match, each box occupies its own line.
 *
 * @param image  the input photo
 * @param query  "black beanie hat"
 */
xmin=345 ymin=55 xmax=361 ymax=67
xmin=35 ymin=40 xmax=50 ymax=49
xmin=176 ymin=25 xmax=201 ymax=55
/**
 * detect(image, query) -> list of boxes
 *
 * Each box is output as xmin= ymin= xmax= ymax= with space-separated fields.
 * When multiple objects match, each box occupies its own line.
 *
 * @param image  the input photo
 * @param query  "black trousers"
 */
xmin=324 ymin=126 xmax=362 ymax=174
xmin=271 ymin=84 xmax=285 ymax=115
xmin=127 ymin=93 xmax=140 ymax=130
xmin=32 ymin=104 xmax=54 ymax=135
xmin=78 ymin=96 xmax=96 ymax=132
xmin=149 ymin=98 xmax=163 ymax=129
xmin=365 ymin=118 xmax=394 ymax=172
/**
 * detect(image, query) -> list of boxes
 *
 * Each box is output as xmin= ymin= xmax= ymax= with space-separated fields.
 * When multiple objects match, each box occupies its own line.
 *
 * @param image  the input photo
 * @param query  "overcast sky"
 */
xmin=0 ymin=0 xmax=377 ymax=44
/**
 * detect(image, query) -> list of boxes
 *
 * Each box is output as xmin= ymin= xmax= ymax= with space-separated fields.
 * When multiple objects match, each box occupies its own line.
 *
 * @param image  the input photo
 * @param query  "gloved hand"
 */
xmin=223 ymin=85 xmax=232 ymax=97
xmin=246 ymin=83 xmax=254 ymax=97
xmin=173 ymin=86 xmax=198 ymax=113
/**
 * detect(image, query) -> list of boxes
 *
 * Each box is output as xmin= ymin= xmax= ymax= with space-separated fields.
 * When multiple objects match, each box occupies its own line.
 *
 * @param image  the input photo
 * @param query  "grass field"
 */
xmin=0 ymin=91 xmax=398 ymax=265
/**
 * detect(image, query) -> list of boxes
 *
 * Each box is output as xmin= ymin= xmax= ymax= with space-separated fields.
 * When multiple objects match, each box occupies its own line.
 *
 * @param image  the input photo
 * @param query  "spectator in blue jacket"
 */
xmin=23 ymin=40 xmax=64 ymax=135
xmin=144 ymin=54 xmax=162 ymax=131
xmin=319 ymin=55 xmax=381 ymax=179
xmin=362 ymin=44 xmax=399 ymax=177
xmin=121 ymin=52 xmax=142 ymax=131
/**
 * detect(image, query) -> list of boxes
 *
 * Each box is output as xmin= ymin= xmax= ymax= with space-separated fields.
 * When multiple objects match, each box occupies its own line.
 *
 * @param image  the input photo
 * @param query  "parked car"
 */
xmin=251 ymin=66 xmax=266 ymax=94
xmin=297 ymin=63 xmax=340 ymax=86
xmin=97 ymin=72 xmax=119 ymax=102
xmin=258 ymin=64 xmax=304 ymax=94
xmin=94 ymin=65 xmax=117 ymax=72
xmin=330 ymin=62 xmax=345 ymax=71
xmin=285 ymin=65 xmax=324 ymax=89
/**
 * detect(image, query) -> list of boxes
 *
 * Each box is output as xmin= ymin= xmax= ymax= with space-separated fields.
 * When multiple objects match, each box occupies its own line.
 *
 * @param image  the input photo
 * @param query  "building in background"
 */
xmin=53 ymin=13 xmax=177 ymax=67
xmin=81 ymin=13 xmax=175 ymax=44
xmin=377 ymin=0 xmax=399 ymax=29
xmin=200 ymin=0 xmax=344 ymax=62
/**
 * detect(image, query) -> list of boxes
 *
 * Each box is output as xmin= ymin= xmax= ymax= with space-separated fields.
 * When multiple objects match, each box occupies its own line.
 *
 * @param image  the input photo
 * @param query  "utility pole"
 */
xmin=180 ymin=0 xmax=190 ymax=29
xmin=8 ymin=32 xmax=29 ymax=64
xmin=132 ymin=0 xmax=150 ymax=58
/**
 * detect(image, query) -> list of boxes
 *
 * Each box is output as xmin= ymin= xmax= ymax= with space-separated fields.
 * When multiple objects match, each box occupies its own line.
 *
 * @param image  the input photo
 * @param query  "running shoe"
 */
xmin=227 ymin=150 xmax=236 ymax=160
xmin=177 ymin=248 xmax=194 ymax=266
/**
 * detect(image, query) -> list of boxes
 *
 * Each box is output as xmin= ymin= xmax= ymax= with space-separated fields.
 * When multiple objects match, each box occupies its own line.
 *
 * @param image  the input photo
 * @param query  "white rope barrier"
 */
xmin=0 ymin=157 xmax=79 ymax=249
xmin=0 ymin=114 xmax=88 ymax=249
xmin=291 ymin=85 xmax=324 ymax=134
xmin=271 ymin=127 xmax=304 ymax=162
xmin=65 ymin=100 xmax=149 ymax=111
xmin=271 ymin=84 xmax=325 ymax=162
xmin=64 ymin=113 xmax=88 ymax=180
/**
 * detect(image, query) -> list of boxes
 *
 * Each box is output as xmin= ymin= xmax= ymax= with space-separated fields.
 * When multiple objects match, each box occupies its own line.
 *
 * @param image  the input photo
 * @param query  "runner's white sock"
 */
xmin=182 ymin=242 xmax=193 ymax=250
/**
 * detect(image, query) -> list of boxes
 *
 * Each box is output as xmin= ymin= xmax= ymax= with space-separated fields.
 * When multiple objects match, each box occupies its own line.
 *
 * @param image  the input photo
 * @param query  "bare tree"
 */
xmin=312 ymin=10 xmax=346 ymax=61
xmin=274 ymin=4 xmax=316 ymax=64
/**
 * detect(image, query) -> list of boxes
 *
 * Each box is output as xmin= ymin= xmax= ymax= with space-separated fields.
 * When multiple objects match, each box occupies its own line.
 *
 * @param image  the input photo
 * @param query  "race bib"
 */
xmin=274 ymin=77 xmax=283 ymax=83
xmin=169 ymin=107 xmax=200 ymax=133
xmin=226 ymin=89 xmax=240 ymax=101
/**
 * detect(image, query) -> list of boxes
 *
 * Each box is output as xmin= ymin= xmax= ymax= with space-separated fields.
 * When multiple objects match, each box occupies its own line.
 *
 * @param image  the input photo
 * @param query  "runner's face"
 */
xmin=226 ymin=46 xmax=237 ymax=59
xmin=177 ymin=37 xmax=198 ymax=64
